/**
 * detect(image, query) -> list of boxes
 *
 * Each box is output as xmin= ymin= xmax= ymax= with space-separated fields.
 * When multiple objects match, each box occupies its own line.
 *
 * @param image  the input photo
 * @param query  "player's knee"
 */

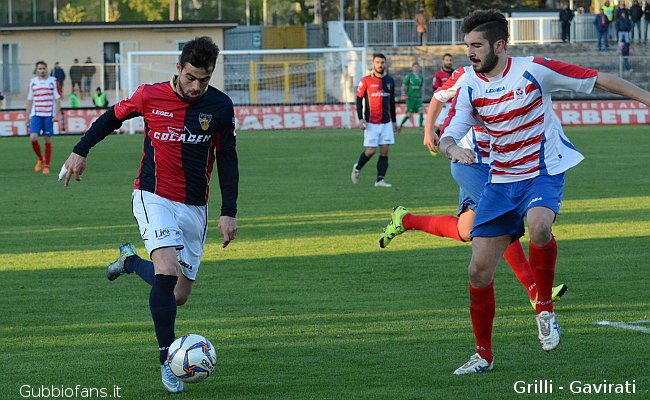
xmin=529 ymin=223 xmax=553 ymax=246
xmin=365 ymin=148 xmax=377 ymax=157
xmin=468 ymin=263 xmax=493 ymax=288
xmin=458 ymin=227 xmax=471 ymax=242
xmin=175 ymin=292 xmax=190 ymax=306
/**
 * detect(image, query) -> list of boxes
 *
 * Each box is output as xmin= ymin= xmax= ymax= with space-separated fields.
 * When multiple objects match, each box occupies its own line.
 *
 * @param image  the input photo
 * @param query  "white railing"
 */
xmin=341 ymin=15 xmax=601 ymax=47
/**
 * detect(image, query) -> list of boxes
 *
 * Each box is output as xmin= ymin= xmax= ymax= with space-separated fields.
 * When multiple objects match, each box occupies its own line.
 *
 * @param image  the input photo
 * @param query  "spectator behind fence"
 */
xmin=415 ymin=8 xmax=429 ymax=46
xmin=642 ymin=0 xmax=650 ymax=42
xmin=604 ymin=1 xmax=615 ymax=40
xmin=69 ymin=87 xmax=80 ymax=108
xmin=615 ymin=2 xmax=630 ymax=39
xmin=50 ymin=62 xmax=66 ymax=96
xmin=595 ymin=8 xmax=611 ymax=51
xmin=70 ymin=59 xmax=82 ymax=95
xmin=620 ymin=38 xmax=633 ymax=71
xmin=559 ymin=2 xmax=574 ymax=43
xmin=82 ymin=57 xmax=96 ymax=94
xmin=92 ymin=86 xmax=109 ymax=107
xmin=617 ymin=11 xmax=632 ymax=43
xmin=630 ymin=0 xmax=643 ymax=42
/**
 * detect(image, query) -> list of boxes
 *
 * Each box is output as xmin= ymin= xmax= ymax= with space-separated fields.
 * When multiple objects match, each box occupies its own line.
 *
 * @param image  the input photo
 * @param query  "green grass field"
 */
xmin=1 ymin=126 xmax=649 ymax=399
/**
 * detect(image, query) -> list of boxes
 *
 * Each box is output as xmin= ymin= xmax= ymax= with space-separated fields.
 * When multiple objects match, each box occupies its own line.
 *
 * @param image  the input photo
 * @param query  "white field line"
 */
xmin=595 ymin=320 xmax=650 ymax=334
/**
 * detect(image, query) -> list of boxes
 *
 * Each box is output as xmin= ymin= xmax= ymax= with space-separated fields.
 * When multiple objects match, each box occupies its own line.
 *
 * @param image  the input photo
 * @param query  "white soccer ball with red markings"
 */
xmin=167 ymin=334 xmax=217 ymax=383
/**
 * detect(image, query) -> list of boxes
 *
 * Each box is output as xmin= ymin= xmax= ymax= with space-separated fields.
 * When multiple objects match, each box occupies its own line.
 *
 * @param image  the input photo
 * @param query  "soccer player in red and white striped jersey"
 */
xmin=26 ymin=61 xmax=61 ymax=175
xmin=439 ymin=9 xmax=650 ymax=375
xmin=381 ymin=63 xmax=568 ymax=316
xmin=431 ymin=53 xmax=454 ymax=131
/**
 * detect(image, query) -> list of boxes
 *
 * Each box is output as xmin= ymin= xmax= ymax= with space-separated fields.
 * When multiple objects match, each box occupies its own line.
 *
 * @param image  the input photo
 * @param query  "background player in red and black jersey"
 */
xmin=61 ymin=37 xmax=238 ymax=393
xmin=351 ymin=53 xmax=397 ymax=188
xmin=431 ymin=53 xmax=454 ymax=131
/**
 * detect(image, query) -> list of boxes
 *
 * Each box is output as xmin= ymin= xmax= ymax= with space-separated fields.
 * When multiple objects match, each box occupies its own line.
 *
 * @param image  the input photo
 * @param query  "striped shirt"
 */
xmin=114 ymin=79 xmax=236 ymax=206
xmin=441 ymin=57 xmax=598 ymax=183
xmin=27 ymin=76 xmax=61 ymax=117
xmin=434 ymin=66 xmax=491 ymax=165
xmin=356 ymin=73 xmax=396 ymax=124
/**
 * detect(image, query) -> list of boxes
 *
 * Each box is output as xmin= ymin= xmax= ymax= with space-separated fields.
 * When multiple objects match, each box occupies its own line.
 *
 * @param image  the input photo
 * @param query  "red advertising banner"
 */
xmin=1 ymin=100 xmax=646 ymax=136
xmin=552 ymin=100 xmax=648 ymax=125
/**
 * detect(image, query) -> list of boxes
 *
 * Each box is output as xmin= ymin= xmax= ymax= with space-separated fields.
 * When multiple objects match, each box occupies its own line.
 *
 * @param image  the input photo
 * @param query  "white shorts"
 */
xmin=435 ymin=103 xmax=451 ymax=127
xmin=131 ymin=189 xmax=208 ymax=281
xmin=363 ymin=122 xmax=395 ymax=147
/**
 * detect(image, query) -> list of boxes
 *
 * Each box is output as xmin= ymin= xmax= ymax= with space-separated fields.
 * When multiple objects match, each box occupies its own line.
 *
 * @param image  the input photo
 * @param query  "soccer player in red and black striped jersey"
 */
xmin=61 ymin=37 xmax=238 ymax=393
xmin=351 ymin=53 xmax=398 ymax=188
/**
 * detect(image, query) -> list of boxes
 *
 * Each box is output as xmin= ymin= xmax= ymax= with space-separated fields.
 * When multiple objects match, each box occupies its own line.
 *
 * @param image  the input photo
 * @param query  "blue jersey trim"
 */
xmin=471 ymin=127 xmax=483 ymax=164
xmin=539 ymin=131 xmax=548 ymax=175
xmin=523 ymin=71 xmax=543 ymax=96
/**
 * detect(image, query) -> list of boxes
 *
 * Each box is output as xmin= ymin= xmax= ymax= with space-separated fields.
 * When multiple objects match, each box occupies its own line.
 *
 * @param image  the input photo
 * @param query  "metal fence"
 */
xmin=343 ymin=15 xmax=602 ymax=47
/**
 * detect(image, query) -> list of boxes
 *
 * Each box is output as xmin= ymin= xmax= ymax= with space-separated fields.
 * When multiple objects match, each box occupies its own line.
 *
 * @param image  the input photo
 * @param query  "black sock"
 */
xmin=124 ymin=255 xmax=155 ymax=286
xmin=356 ymin=152 xmax=370 ymax=170
xmin=377 ymin=155 xmax=388 ymax=181
xmin=149 ymin=274 xmax=178 ymax=364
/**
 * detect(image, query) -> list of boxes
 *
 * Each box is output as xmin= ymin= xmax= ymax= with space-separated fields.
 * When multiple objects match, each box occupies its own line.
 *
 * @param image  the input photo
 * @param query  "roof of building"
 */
xmin=0 ymin=20 xmax=238 ymax=33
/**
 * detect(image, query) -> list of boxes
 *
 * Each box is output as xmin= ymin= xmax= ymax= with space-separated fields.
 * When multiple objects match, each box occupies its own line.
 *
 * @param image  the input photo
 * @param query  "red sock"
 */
xmin=402 ymin=214 xmax=463 ymax=241
xmin=31 ymin=140 xmax=43 ymax=160
xmin=469 ymin=281 xmax=495 ymax=363
xmin=502 ymin=240 xmax=537 ymax=301
xmin=44 ymin=143 xmax=52 ymax=166
xmin=529 ymin=236 xmax=557 ymax=314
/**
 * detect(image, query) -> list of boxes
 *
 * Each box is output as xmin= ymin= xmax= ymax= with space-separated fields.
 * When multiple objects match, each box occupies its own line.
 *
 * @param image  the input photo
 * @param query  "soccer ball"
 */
xmin=166 ymin=334 xmax=217 ymax=383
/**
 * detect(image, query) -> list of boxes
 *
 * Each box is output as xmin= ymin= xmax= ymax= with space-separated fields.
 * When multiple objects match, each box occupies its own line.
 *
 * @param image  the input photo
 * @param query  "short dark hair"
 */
xmin=35 ymin=60 xmax=47 ymax=68
xmin=442 ymin=53 xmax=453 ymax=59
xmin=372 ymin=53 xmax=386 ymax=60
xmin=412 ymin=62 xmax=420 ymax=67
xmin=461 ymin=9 xmax=509 ymax=47
xmin=180 ymin=36 xmax=220 ymax=72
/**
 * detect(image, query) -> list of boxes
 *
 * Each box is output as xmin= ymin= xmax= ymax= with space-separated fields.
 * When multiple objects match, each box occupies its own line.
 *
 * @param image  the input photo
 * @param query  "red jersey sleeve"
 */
xmin=356 ymin=76 xmax=368 ymax=98
xmin=114 ymin=85 xmax=146 ymax=120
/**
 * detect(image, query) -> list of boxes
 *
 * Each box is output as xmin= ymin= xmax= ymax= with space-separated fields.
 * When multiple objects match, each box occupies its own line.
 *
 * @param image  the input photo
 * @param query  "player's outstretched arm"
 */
xmin=424 ymin=98 xmax=444 ymax=152
xmin=595 ymin=72 xmax=650 ymax=105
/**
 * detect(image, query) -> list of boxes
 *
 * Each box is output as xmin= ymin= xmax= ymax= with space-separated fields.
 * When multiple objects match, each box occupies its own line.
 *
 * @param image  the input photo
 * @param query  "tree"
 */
xmin=58 ymin=4 xmax=87 ymax=23
xmin=124 ymin=0 xmax=170 ymax=20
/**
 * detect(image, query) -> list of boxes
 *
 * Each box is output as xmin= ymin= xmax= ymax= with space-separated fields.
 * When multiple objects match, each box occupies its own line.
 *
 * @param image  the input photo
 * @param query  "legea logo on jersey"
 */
xmin=152 ymin=109 xmax=174 ymax=118
xmin=486 ymin=86 xmax=506 ymax=94
xmin=199 ymin=113 xmax=212 ymax=131
xmin=155 ymin=228 xmax=171 ymax=239
xmin=370 ymin=92 xmax=390 ymax=97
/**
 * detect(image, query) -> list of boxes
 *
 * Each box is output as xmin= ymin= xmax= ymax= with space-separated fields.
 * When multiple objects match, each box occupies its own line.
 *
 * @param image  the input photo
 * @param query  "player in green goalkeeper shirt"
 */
xmin=398 ymin=62 xmax=424 ymax=134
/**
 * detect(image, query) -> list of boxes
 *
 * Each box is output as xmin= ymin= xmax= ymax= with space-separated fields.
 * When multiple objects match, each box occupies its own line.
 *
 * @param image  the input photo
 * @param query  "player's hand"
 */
xmin=61 ymin=152 xmax=87 ymax=187
xmin=358 ymin=119 xmax=367 ymax=130
xmin=423 ymin=127 xmax=440 ymax=152
xmin=392 ymin=122 xmax=399 ymax=135
xmin=447 ymin=146 xmax=476 ymax=164
xmin=218 ymin=216 xmax=237 ymax=248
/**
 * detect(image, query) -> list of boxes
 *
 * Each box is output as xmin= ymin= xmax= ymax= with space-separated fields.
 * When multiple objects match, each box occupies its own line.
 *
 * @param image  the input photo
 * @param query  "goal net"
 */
xmin=125 ymin=47 xmax=366 ymax=131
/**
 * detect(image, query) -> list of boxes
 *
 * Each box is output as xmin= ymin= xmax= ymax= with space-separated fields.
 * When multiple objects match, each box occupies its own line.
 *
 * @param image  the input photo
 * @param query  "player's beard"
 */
xmin=472 ymin=47 xmax=499 ymax=74
xmin=176 ymin=79 xmax=203 ymax=102
xmin=373 ymin=66 xmax=385 ymax=76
